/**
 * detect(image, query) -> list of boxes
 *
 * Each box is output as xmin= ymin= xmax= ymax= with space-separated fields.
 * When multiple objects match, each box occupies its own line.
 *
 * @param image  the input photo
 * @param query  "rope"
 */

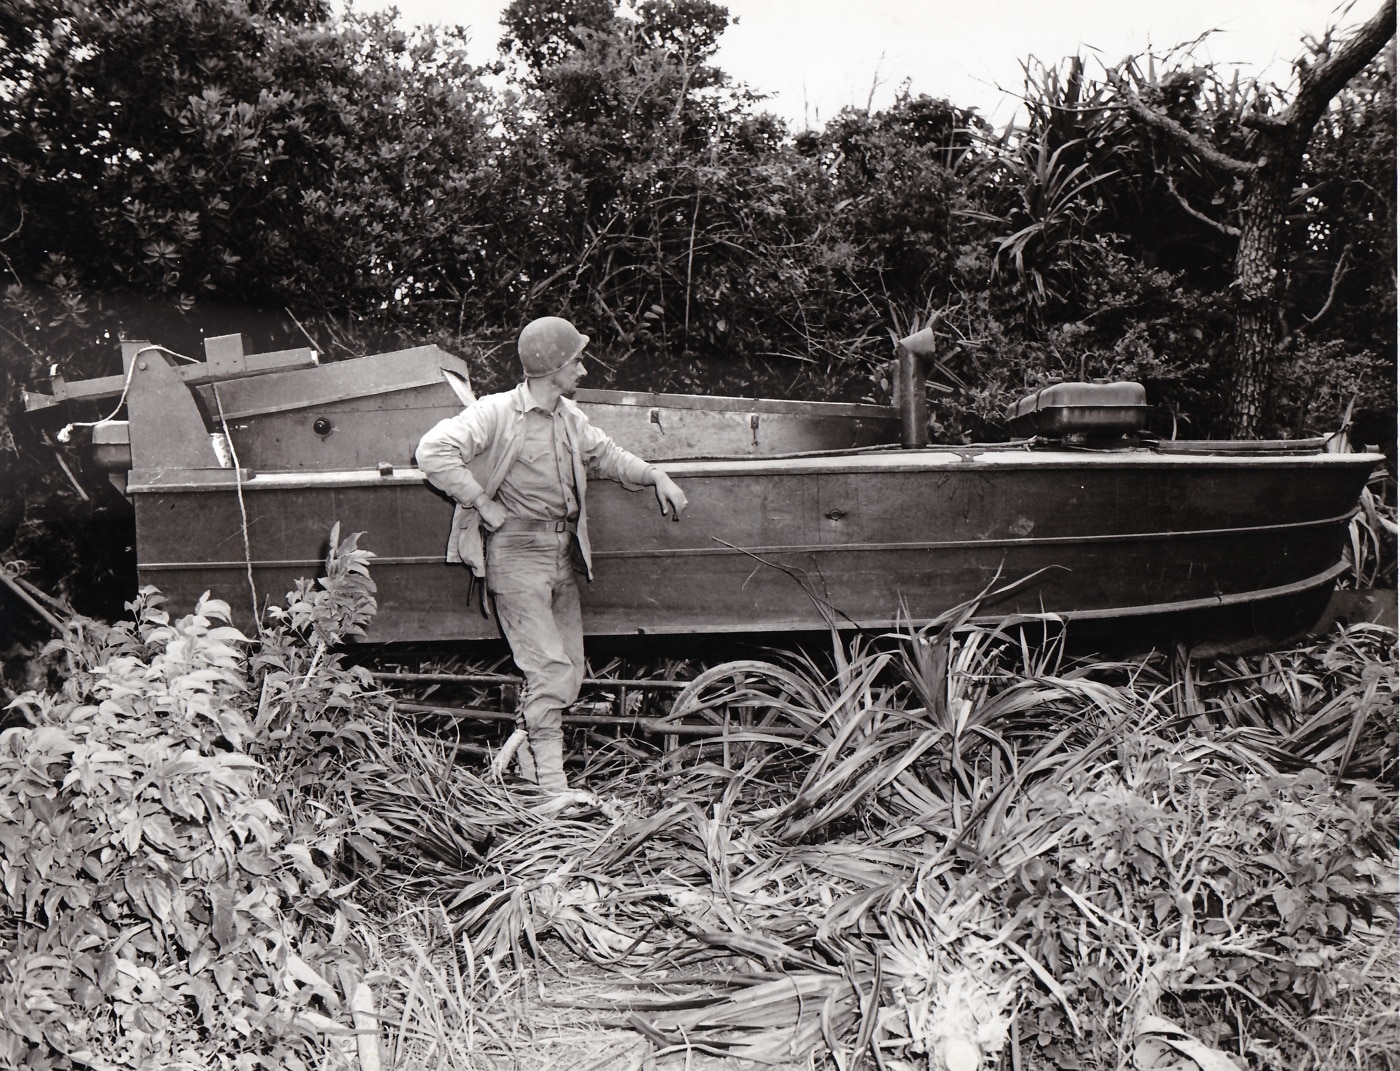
xmin=211 ymin=382 xmax=262 ymax=634
xmin=51 ymin=343 xmax=263 ymax=633
xmin=56 ymin=343 xmax=201 ymax=443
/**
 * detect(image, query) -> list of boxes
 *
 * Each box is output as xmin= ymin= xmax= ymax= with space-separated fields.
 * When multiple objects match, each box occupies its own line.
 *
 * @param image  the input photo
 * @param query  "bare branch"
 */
xmin=1 ymin=205 xmax=22 ymax=245
xmin=1165 ymin=175 xmax=1241 ymax=237
xmin=1304 ymin=246 xmax=1352 ymax=324
xmin=1239 ymin=110 xmax=1289 ymax=131
xmin=283 ymin=307 xmax=325 ymax=354
xmin=1288 ymin=0 xmax=1397 ymax=132
xmin=1109 ymin=77 xmax=1255 ymax=176
xmin=0 ymin=204 xmax=24 ymax=285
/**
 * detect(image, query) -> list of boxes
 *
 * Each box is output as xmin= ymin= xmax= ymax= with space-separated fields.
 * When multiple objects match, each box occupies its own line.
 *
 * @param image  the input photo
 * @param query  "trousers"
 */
xmin=485 ymin=528 xmax=584 ymax=791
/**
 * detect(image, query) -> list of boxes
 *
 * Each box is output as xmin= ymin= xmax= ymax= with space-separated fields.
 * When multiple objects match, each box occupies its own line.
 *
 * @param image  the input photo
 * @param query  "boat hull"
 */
xmin=129 ymin=447 xmax=1377 ymax=644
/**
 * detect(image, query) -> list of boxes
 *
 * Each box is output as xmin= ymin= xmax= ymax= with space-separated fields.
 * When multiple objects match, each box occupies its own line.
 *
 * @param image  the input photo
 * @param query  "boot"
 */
xmin=515 ymin=738 xmax=540 ymax=784
xmin=530 ymin=733 xmax=570 ymax=793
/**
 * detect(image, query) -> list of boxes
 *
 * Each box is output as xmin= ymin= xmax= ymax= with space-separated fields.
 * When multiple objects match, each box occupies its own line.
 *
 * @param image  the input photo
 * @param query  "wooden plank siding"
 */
xmin=129 ymin=449 xmax=1376 ymax=643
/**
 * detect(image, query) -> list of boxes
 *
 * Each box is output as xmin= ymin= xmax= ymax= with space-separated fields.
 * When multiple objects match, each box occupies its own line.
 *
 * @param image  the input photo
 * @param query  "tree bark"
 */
xmin=1115 ymin=0 xmax=1396 ymax=437
xmin=1229 ymin=171 xmax=1288 ymax=436
xmin=1226 ymin=0 xmax=1396 ymax=436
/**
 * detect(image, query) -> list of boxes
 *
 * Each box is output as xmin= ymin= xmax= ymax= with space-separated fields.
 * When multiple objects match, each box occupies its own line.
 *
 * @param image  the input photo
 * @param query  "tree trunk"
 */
xmin=1224 ymin=0 xmax=1396 ymax=438
xmin=1118 ymin=1 xmax=1397 ymax=438
xmin=1227 ymin=169 xmax=1289 ymax=437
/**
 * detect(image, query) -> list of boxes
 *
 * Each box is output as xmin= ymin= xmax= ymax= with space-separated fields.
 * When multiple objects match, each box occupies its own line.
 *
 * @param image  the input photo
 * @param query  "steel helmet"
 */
xmin=517 ymin=316 xmax=589 ymax=377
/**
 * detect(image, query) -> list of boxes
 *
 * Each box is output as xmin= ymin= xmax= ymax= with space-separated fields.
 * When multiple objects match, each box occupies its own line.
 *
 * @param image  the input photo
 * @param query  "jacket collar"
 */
xmin=513 ymin=380 xmax=564 ymax=414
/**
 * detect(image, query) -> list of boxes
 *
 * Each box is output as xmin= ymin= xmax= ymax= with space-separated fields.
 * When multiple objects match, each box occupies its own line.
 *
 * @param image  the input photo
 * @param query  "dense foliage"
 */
xmin=0 ymin=528 xmax=386 ymax=1068
xmin=0 ymin=5 xmax=1394 ymax=1064
xmin=0 ymin=0 xmax=1393 ymax=635
xmin=2 ymin=543 xmax=1394 ymax=1069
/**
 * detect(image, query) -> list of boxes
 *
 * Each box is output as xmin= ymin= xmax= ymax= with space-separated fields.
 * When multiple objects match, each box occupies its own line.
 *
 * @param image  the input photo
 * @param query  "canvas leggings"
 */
xmin=485 ymin=529 xmax=585 ymax=792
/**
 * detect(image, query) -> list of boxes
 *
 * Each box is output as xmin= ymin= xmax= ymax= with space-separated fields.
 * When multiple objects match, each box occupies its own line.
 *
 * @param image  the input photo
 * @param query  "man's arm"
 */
xmin=647 ymin=466 xmax=688 ymax=521
xmin=569 ymin=408 xmax=688 ymax=521
xmin=416 ymin=404 xmax=507 ymax=528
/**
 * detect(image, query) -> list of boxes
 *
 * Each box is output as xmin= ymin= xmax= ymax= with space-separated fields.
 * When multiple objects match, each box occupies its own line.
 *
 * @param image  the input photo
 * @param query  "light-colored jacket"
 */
xmin=415 ymin=383 xmax=654 ymax=581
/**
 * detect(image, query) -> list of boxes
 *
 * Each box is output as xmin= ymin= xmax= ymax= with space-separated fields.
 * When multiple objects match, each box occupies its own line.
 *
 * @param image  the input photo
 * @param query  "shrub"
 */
xmin=0 ymin=528 xmax=385 ymax=1070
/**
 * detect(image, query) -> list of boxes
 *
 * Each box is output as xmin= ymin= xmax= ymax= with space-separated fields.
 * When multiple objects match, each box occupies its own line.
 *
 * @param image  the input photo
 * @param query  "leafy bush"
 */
xmin=982 ymin=747 xmax=1398 ymax=1070
xmin=0 ymin=529 xmax=386 ymax=1070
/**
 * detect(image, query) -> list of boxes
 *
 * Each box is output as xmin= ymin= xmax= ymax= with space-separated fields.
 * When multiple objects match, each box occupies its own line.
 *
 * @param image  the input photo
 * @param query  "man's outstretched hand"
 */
xmin=653 ymin=470 xmax=688 ymax=521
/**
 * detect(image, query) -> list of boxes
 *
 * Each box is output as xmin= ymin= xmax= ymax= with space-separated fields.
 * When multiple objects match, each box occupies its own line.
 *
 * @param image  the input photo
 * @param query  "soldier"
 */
xmin=416 ymin=317 xmax=688 ymax=792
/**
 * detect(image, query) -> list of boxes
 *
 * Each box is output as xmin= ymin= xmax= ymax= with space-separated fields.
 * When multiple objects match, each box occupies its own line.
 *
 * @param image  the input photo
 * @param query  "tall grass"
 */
xmin=359 ymin=615 xmax=1398 ymax=1070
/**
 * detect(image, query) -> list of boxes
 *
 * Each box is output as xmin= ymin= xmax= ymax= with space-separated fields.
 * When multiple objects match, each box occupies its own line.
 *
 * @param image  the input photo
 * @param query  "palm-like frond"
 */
xmin=345 ymin=615 xmax=1397 ymax=1068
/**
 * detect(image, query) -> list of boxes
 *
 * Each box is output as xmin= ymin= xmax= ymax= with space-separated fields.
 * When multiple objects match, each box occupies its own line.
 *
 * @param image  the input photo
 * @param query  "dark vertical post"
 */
xmin=896 ymin=323 xmax=943 ymax=449
xmin=896 ymin=346 xmax=928 ymax=449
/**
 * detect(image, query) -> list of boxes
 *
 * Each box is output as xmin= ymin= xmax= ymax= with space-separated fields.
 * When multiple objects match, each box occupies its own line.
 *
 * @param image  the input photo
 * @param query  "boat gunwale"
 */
xmin=571 ymin=388 xmax=899 ymax=419
xmin=206 ymin=345 xmax=461 ymax=419
xmin=123 ymin=445 xmax=1381 ymax=493
xmin=206 ymin=380 xmax=904 ymax=423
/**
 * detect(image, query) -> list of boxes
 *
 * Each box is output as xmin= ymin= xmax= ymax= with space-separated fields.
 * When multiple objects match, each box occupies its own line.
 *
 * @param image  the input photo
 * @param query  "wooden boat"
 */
xmin=27 ymin=334 xmax=1379 ymax=646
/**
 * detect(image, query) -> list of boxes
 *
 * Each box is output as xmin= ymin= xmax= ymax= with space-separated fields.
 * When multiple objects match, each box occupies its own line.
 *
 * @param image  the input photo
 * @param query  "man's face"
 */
xmin=554 ymin=355 xmax=587 ymax=397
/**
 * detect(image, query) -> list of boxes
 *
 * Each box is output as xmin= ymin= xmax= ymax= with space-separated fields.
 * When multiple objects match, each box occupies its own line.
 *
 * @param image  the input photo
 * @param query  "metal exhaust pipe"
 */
xmin=895 ymin=326 xmax=938 ymax=449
